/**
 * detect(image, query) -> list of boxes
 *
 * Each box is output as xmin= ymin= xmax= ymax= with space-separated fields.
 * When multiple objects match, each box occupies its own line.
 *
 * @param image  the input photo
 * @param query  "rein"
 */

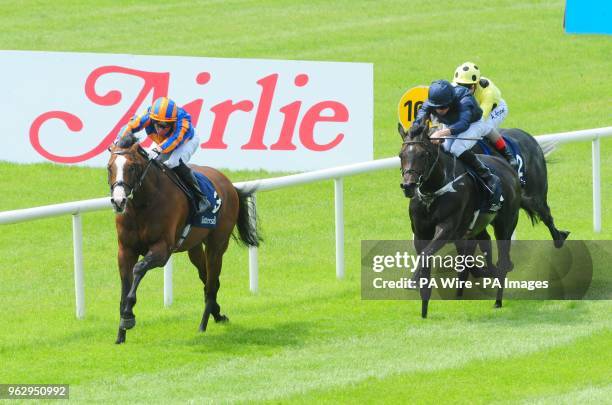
xmin=433 ymin=136 xmax=478 ymax=140
xmin=110 ymin=149 xmax=155 ymax=200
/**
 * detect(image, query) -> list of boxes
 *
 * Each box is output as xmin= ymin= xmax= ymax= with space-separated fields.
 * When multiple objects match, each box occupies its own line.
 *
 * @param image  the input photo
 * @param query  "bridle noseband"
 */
xmin=110 ymin=149 xmax=155 ymax=200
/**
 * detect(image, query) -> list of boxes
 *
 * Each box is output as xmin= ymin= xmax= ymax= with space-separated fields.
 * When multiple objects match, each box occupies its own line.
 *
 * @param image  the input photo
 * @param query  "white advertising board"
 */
xmin=2 ymin=51 xmax=372 ymax=171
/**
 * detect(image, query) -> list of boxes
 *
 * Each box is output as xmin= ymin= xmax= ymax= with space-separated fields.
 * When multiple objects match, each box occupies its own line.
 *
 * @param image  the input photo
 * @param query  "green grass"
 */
xmin=1 ymin=0 xmax=611 ymax=403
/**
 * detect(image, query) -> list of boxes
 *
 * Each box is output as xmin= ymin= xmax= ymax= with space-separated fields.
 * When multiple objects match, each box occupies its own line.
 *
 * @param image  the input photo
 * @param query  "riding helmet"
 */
xmin=427 ymin=80 xmax=455 ymax=107
xmin=150 ymin=97 xmax=178 ymax=122
xmin=453 ymin=62 xmax=481 ymax=85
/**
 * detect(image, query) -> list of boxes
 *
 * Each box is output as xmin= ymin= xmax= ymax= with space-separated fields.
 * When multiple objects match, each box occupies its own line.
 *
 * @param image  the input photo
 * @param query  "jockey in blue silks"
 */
xmin=413 ymin=79 xmax=499 ymax=195
xmin=116 ymin=96 xmax=210 ymax=214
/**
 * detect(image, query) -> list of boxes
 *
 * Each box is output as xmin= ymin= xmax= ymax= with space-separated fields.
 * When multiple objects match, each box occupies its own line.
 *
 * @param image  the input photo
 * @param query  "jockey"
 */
xmin=453 ymin=62 xmax=518 ymax=169
xmin=413 ymin=79 xmax=499 ymax=196
xmin=116 ymin=96 xmax=211 ymax=214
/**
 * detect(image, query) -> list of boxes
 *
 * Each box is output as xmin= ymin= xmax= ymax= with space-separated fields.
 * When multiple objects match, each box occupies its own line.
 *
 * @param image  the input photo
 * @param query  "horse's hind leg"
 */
xmin=199 ymin=240 xmax=230 ymax=332
xmin=188 ymin=244 xmax=214 ymax=332
xmin=537 ymin=201 xmax=570 ymax=248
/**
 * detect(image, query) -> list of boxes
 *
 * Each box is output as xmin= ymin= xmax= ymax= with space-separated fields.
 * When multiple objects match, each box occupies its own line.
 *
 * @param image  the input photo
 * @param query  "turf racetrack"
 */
xmin=1 ymin=0 xmax=611 ymax=402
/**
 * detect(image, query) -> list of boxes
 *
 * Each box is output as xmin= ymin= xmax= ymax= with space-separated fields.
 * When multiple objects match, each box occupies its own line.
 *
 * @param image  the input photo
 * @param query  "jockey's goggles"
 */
xmin=456 ymin=82 xmax=475 ymax=90
xmin=153 ymin=120 xmax=172 ymax=129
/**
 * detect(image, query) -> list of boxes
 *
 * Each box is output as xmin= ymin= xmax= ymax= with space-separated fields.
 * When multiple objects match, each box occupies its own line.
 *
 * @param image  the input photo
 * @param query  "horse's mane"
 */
xmin=117 ymin=133 xmax=139 ymax=149
xmin=408 ymin=122 xmax=432 ymax=140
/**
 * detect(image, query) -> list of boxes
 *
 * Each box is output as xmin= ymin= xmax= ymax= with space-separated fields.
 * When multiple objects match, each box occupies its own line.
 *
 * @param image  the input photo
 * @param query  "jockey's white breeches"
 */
xmin=442 ymin=120 xmax=490 ymax=157
xmin=155 ymin=135 xmax=200 ymax=169
xmin=487 ymin=98 xmax=508 ymax=130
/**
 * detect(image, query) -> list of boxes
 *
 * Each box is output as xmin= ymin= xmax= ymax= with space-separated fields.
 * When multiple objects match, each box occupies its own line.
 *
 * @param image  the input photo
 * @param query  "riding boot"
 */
xmin=458 ymin=150 xmax=499 ymax=196
xmin=173 ymin=161 xmax=211 ymax=215
xmin=501 ymin=146 xmax=519 ymax=170
xmin=489 ymin=127 xmax=518 ymax=170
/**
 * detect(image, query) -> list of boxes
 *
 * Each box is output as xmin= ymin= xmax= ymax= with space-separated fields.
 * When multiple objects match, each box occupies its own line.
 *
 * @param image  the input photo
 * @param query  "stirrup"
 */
xmin=196 ymin=198 xmax=211 ymax=215
xmin=483 ymin=174 xmax=500 ymax=196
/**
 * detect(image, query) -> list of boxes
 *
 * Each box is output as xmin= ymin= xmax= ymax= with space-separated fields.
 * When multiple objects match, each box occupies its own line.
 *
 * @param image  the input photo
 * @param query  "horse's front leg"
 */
xmin=472 ymin=231 xmax=495 ymax=278
xmin=493 ymin=238 xmax=513 ymax=308
xmin=412 ymin=223 xmax=456 ymax=281
xmin=116 ymin=246 xmax=137 ymax=344
xmin=414 ymin=223 xmax=457 ymax=318
xmin=122 ymin=241 xmax=171 ymax=334
xmin=455 ymin=239 xmax=476 ymax=298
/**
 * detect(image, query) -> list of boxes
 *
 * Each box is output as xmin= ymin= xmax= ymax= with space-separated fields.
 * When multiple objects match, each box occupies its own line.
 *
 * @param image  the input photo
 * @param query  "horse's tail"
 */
xmin=520 ymin=196 xmax=541 ymax=226
xmin=233 ymin=186 xmax=262 ymax=247
xmin=539 ymin=139 xmax=558 ymax=157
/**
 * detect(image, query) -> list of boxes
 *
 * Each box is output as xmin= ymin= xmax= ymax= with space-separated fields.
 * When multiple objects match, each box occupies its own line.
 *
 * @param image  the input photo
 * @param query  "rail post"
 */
xmin=72 ymin=213 xmax=85 ymax=319
xmin=164 ymin=258 xmax=173 ymax=307
xmin=249 ymin=194 xmax=259 ymax=293
xmin=334 ymin=178 xmax=345 ymax=279
xmin=592 ymin=137 xmax=601 ymax=232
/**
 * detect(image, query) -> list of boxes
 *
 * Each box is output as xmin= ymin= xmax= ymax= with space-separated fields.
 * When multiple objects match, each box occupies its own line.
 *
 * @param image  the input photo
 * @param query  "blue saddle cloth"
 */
xmin=190 ymin=172 xmax=222 ymax=228
xmin=476 ymin=134 xmax=519 ymax=157
xmin=476 ymin=135 xmax=526 ymax=185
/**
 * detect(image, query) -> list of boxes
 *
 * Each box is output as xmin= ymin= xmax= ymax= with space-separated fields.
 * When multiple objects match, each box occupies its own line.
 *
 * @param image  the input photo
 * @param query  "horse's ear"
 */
xmin=408 ymin=123 xmax=422 ymax=138
xmin=398 ymin=122 xmax=408 ymax=140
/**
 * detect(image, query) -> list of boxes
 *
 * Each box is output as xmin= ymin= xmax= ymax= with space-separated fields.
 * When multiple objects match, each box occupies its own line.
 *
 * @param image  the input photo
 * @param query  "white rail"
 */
xmin=0 ymin=126 xmax=610 ymax=315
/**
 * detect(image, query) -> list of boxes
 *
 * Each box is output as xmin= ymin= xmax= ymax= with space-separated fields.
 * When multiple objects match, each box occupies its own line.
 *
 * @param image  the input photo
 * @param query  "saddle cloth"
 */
xmin=476 ymin=135 xmax=526 ymax=185
xmin=189 ymin=172 xmax=222 ymax=229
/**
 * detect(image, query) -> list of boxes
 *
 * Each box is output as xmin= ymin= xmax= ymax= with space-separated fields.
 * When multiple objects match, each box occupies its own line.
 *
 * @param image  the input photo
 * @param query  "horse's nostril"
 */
xmin=111 ymin=198 xmax=127 ymax=212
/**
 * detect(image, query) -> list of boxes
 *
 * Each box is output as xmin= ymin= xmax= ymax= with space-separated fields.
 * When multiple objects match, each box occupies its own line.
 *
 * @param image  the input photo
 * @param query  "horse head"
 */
xmin=397 ymin=121 xmax=438 ymax=198
xmin=107 ymin=134 xmax=152 ymax=214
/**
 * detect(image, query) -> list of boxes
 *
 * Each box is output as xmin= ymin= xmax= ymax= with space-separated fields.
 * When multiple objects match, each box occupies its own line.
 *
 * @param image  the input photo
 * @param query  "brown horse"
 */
xmin=107 ymin=134 xmax=260 ymax=344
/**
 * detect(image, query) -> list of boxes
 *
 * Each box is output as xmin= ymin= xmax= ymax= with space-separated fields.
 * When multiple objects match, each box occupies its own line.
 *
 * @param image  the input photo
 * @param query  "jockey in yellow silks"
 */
xmin=453 ymin=62 xmax=518 ymax=169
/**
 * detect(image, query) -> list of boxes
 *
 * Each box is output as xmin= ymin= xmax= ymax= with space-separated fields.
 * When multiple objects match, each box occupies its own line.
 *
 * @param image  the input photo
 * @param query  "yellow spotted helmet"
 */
xmin=453 ymin=62 xmax=481 ymax=85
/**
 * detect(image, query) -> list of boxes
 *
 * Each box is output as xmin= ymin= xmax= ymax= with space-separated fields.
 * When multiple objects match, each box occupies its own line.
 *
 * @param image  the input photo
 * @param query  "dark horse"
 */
xmin=107 ymin=134 xmax=261 ymax=344
xmin=398 ymin=122 xmax=522 ymax=318
xmin=472 ymin=128 xmax=569 ymax=247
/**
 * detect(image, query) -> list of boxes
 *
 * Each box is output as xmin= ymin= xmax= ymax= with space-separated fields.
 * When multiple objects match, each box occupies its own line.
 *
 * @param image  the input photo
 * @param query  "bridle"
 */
xmin=110 ymin=148 xmax=155 ymax=200
xmin=401 ymin=137 xmax=441 ymax=187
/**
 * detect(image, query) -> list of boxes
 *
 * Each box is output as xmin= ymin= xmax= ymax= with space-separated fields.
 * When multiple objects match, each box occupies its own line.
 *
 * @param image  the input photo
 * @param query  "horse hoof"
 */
xmin=115 ymin=328 xmax=127 ymax=344
xmin=554 ymin=231 xmax=570 ymax=248
xmin=494 ymin=301 xmax=503 ymax=308
xmin=120 ymin=317 xmax=136 ymax=330
xmin=214 ymin=314 xmax=229 ymax=323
